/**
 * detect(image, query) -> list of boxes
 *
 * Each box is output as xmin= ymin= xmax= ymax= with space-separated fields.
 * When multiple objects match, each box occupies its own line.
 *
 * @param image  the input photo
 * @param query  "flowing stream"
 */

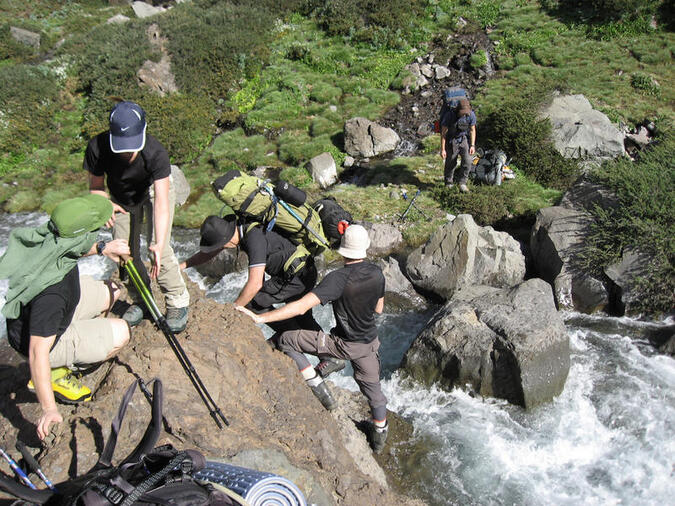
xmin=1 ymin=214 xmax=673 ymax=505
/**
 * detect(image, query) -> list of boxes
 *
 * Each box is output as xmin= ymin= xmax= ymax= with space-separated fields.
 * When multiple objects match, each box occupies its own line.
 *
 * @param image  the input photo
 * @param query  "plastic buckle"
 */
xmin=103 ymin=485 xmax=125 ymax=505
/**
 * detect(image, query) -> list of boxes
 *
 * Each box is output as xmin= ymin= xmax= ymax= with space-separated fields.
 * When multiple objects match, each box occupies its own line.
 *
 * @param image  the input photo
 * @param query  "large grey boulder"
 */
xmin=305 ymin=152 xmax=337 ymax=189
xmin=363 ymin=222 xmax=403 ymax=258
xmin=402 ymin=279 xmax=570 ymax=409
xmin=530 ymin=206 xmax=609 ymax=313
xmin=344 ymin=118 xmax=400 ymax=158
xmin=406 ymin=214 xmax=525 ymax=300
xmin=559 ymin=176 xmax=620 ymax=212
xmin=132 ymin=1 xmax=165 ymax=18
xmin=540 ymin=94 xmax=625 ymax=162
xmin=10 ymin=27 xmax=40 ymax=49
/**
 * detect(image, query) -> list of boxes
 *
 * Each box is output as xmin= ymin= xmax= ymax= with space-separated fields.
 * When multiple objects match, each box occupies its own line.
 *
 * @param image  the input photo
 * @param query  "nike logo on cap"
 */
xmin=120 ymin=126 xmax=131 ymax=132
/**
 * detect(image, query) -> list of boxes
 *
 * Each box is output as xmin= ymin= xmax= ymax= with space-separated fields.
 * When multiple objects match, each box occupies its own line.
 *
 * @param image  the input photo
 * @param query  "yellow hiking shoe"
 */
xmin=27 ymin=367 xmax=92 ymax=404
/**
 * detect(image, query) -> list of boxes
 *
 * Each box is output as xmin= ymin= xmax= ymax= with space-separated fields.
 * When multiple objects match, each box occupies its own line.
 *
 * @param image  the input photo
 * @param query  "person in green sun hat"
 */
xmin=0 ymin=194 xmax=131 ymax=440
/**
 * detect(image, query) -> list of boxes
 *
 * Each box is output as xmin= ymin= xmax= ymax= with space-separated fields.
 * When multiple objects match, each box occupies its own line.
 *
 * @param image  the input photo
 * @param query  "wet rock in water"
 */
xmin=530 ymin=206 xmax=609 ymax=313
xmin=402 ymin=279 xmax=570 ymax=409
xmin=0 ymin=279 xmax=420 ymax=505
xmin=376 ymin=256 xmax=428 ymax=313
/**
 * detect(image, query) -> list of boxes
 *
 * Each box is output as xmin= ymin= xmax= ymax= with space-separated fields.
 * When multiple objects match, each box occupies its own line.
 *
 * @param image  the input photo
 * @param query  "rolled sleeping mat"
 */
xmin=195 ymin=460 xmax=307 ymax=506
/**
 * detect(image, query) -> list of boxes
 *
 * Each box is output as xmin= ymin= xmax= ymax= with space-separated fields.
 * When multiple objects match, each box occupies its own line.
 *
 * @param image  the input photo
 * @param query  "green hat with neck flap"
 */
xmin=50 ymin=194 xmax=113 ymax=238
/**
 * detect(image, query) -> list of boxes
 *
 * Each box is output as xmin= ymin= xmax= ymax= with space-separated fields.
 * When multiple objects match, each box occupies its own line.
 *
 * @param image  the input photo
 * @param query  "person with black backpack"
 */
xmin=180 ymin=214 xmax=322 ymax=339
xmin=440 ymin=97 xmax=477 ymax=193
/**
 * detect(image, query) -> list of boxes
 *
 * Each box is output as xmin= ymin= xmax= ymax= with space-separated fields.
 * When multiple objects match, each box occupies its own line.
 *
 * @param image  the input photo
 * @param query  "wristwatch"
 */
xmin=96 ymin=240 xmax=106 ymax=256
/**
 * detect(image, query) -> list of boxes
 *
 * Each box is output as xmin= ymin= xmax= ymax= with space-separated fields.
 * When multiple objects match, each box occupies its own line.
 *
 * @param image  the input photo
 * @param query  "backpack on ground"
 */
xmin=470 ymin=149 xmax=509 ymax=186
xmin=0 ymin=379 xmax=241 ymax=506
xmin=212 ymin=170 xmax=351 ymax=255
xmin=435 ymin=87 xmax=469 ymax=133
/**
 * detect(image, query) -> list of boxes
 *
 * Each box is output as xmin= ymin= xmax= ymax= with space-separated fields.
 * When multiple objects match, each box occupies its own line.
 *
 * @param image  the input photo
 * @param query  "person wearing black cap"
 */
xmin=180 ymin=214 xmax=321 ymax=338
xmin=84 ymin=100 xmax=190 ymax=332
xmin=440 ymin=97 xmax=477 ymax=193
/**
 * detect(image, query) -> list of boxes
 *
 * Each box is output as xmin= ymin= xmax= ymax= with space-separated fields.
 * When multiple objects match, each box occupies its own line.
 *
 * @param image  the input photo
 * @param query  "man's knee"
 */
xmin=111 ymin=319 xmax=130 ymax=350
xmin=277 ymin=329 xmax=300 ymax=352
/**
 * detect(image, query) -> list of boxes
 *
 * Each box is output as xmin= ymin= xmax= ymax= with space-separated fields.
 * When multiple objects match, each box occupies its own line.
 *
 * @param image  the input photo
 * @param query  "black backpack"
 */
xmin=0 ymin=379 xmax=239 ymax=506
xmin=312 ymin=197 xmax=353 ymax=248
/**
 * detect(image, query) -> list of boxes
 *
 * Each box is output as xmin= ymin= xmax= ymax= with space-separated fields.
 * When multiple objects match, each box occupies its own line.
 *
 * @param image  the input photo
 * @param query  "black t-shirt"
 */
xmin=6 ymin=266 xmax=81 ymax=356
xmin=240 ymin=225 xmax=297 ymax=277
xmin=83 ymin=132 xmax=171 ymax=207
xmin=312 ymin=261 xmax=385 ymax=343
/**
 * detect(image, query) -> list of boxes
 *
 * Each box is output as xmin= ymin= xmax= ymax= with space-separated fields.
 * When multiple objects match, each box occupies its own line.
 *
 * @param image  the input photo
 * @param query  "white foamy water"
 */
xmin=1 ymin=213 xmax=673 ymax=505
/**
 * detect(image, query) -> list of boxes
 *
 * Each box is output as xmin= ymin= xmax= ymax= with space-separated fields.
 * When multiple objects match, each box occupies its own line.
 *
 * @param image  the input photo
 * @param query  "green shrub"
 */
xmin=470 ymin=50 xmax=488 ymax=69
xmin=0 ymin=64 xmax=62 ymax=155
xmin=309 ymin=81 xmax=342 ymax=104
xmin=479 ymin=97 xmax=580 ymax=190
xmin=514 ymin=52 xmax=532 ymax=66
xmin=278 ymin=165 xmax=314 ymax=188
xmin=310 ymin=116 xmax=341 ymax=137
xmin=581 ymin=127 xmax=674 ymax=315
xmin=630 ymin=72 xmax=661 ymax=96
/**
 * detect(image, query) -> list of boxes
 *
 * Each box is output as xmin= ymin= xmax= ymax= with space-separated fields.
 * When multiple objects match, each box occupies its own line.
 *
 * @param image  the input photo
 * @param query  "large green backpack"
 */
xmin=212 ymin=170 xmax=331 ymax=255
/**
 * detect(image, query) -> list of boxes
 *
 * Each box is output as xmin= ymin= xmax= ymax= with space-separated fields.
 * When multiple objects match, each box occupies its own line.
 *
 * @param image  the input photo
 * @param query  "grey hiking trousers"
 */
xmin=277 ymin=329 xmax=387 ymax=420
xmin=444 ymin=135 xmax=472 ymax=185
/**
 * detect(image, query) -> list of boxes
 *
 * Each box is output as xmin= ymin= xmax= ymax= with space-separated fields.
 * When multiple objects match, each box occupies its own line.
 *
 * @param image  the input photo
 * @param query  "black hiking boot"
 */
xmin=315 ymin=357 xmax=346 ymax=378
xmin=309 ymin=381 xmax=337 ymax=411
xmin=370 ymin=421 xmax=388 ymax=454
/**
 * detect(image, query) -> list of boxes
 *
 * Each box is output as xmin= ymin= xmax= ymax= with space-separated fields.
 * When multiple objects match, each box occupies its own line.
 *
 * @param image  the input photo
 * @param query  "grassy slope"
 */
xmin=0 ymin=1 xmax=673 ymax=308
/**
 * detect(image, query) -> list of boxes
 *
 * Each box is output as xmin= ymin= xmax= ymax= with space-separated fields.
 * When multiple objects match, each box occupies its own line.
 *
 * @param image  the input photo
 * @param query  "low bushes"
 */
xmin=582 ymin=127 xmax=674 ymax=315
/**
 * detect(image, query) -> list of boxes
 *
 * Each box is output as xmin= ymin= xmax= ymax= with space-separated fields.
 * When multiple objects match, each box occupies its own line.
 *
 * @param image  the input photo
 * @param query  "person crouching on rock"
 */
xmin=236 ymin=224 xmax=389 ymax=453
xmin=0 ymin=195 xmax=131 ymax=440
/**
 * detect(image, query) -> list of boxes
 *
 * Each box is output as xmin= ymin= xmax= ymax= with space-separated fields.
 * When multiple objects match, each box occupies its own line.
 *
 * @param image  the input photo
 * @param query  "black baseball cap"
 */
xmin=199 ymin=215 xmax=236 ymax=253
xmin=109 ymin=101 xmax=147 ymax=153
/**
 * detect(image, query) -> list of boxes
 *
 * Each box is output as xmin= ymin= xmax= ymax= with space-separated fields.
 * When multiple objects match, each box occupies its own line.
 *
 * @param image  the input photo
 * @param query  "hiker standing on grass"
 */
xmin=236 ymin=225 xmax=389 ymax=454
xmin=0 ymin=195 xmax=131 ymax=440
xmin=180 ymin=214 xmax=322 ymax=338
xmin=440 ymin=97 xmax=477 ymax=193
xmin=84 ymin=101 xmax=190 ymax=332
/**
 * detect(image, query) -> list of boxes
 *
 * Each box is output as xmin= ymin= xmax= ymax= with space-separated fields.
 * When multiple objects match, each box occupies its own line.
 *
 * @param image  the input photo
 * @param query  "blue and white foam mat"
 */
xmin=196 ymin=460 xmax=308 ymax=506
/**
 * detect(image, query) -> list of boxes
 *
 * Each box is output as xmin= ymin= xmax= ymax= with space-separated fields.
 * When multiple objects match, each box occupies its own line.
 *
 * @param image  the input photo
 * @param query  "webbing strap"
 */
xmin=98 ymin=380 xmax=139 ymax=468
xmin=119 ymin=452 xmax=187 ymax=506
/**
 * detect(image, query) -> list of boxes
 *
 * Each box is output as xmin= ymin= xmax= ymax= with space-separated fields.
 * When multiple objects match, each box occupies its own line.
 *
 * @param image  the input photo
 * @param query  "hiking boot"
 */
xmin=459 ymin=183 xmax=469 ymax=193
xmin=165 ymin=306 xmax=188 ymax=333
xmin=309 ymin=381 xmax=337 ymax=411
xmin=53 ymin=372 xmax=92 ymax=404
xmin=29 ymin=368 xmax=91 ymax=404
xmin=122 ymin=304 xmax=144 ymax=327
xmin=370 ymin=422 xmax=389 ymax=454
xmin=445 ymin=182 xmax=454 ymax=188
xmin=315 ymin=357 xmax=346 ymax=378
xmin=27 ymin=366 xmax=70 ymax=392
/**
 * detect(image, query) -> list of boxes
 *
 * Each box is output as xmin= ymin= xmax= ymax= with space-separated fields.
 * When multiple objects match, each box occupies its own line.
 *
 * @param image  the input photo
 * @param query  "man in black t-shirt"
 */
xmin=84 ymin=101 xmax=189 ymax=332
xmin=181 ymin=215 xmax=321 ymax=336
xmin=236 ymin=225 xmax=389 ymax=453
xmin=0 ymin=195 xmax=131 ymax=440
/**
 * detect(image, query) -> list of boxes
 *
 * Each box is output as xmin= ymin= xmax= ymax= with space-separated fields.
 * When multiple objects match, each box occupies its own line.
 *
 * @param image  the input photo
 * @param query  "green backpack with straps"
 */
xmin=212 ymin=170 xmax=335 ymax=255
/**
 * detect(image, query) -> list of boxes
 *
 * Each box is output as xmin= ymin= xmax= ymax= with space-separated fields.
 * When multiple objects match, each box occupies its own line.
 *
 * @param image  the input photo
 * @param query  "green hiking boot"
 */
xmin=370 ymin=421 xmax=389 ymax=454
xmin=315 ymin=357 xmax=346 ymax=378
xmin=165 ymin=306 xmax=188 ymax=333
xmin=27 ymin=367 xmax=92 ymax=404
xmin=122 ymin=304 xmax=144 ymax=327
xmin=309 ymin=381 xmax=338 ymax=411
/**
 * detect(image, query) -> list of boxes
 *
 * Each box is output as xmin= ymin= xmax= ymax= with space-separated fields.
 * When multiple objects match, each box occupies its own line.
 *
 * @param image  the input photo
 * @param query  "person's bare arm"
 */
xmin=28 ymin=335 xmax=62 ymax=440
xmin=89 ymin=174 xmax=127 ymax=228
xmin=469 ymin=124 xmax=476 ymax=155
xmin=440 ymin=125 xmax=448 ymax=159
xmin=180 ymin=249 xmax=222 ymax=270
xmin=236 ymin=292 xmax=321 ymax=324
xmin=149 ymin=176 xmax=171 ymax=278
xmin=375 ymin=296 xmax=384 ymax=314
xmin=233 ymin=265 xmax=265 ymax=308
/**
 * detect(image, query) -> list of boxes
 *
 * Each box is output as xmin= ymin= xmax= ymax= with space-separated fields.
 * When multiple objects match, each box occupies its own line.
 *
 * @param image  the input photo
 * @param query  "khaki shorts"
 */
xmin=49 ymin=275 xmax=116 ymax=368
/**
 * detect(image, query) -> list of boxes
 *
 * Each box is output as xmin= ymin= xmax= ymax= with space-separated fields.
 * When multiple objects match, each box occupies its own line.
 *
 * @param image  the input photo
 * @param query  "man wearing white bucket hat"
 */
xmin=236 ymin=224 xmax=389 ymax=453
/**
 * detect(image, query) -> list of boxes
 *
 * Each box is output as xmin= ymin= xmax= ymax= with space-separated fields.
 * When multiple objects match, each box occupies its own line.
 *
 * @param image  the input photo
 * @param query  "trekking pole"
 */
xmin=0 ymin=447 xmax=36 ymax=490
xmin=15 ymin=441 xmax=56 ymax=491
xmin=121 ymin=256 xmax=229 ymax=429
xmin=399 ymin=189 xmax=421 ymax=222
